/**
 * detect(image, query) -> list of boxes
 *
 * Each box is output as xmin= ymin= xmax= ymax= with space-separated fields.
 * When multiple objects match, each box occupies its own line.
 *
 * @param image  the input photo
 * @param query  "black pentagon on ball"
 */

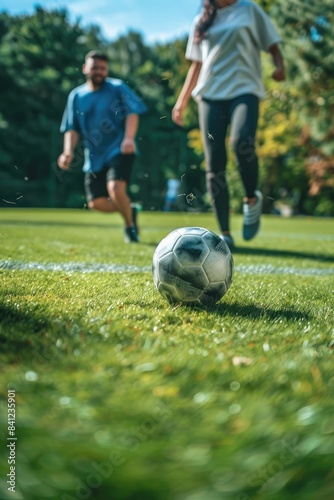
xmin=201 ymin=281 xmax=228 ymax=305
xmin=173 ymin=235 xmax=209 ymax=266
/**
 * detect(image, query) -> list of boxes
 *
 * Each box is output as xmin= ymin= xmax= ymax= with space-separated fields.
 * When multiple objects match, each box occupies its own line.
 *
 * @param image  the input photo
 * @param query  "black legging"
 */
xmin=198 ymin=94 xmax=259 ymax=233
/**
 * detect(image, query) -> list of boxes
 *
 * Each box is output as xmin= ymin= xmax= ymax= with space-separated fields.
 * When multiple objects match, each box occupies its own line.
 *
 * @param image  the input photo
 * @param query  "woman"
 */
xmin=172 ymin=0 xmax=285 ymax=249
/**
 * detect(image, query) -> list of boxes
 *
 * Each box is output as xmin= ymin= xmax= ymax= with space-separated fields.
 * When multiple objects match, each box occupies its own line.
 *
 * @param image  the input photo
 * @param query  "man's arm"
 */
xmin=121 ymin=113 xmax=139 ymax=154
xmin=57 ymin=130 xmax=80 ymax=169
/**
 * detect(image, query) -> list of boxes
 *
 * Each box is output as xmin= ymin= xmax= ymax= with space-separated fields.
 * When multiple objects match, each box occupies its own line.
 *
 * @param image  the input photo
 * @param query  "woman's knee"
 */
xmin=231 ymin=136 xmax=257 ymax=163
xmin=206 ymin=171 xmax=228 ymax=197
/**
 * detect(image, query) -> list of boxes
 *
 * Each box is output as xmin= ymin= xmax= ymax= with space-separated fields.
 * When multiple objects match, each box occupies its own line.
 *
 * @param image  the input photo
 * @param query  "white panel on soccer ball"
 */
xmin=154 ymin=230 xmax=182 ymax=258
xmin=202 ymin=251 xmax=229 ymax=283
xmin=178 ymin=227 xmax=207 ymax=237
xmin=158 ymin=252 xmax=183 ymax=282
xmin=227 ymin=257 xmax=234 ymax=285
xmin=152 ymin=260 xmax=160 ymax=288
xmin=173 ymin=235 xmax=209 ymax=267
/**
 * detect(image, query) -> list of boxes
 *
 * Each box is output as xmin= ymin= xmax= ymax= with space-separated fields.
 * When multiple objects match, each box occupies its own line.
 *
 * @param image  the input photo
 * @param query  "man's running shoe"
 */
xmin=131 ymin=203 xmax=139 ymax=234
xmin=124 ymin=226 xmax=140 ymax=243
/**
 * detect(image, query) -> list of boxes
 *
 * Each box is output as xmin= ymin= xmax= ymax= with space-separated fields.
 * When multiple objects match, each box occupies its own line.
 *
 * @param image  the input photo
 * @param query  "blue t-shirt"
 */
xmin=60 ymin=78 xmax=147 ymax=172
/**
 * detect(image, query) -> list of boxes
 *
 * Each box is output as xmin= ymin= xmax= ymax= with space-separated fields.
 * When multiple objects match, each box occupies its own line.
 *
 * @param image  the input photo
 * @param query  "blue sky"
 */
xmin=0 ymin=0 xmax=201 ymax=43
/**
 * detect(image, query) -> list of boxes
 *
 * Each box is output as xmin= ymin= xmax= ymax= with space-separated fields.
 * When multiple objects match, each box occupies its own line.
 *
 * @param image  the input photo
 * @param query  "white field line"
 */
xmin=0 ymin=259 xmax=333 ymax=276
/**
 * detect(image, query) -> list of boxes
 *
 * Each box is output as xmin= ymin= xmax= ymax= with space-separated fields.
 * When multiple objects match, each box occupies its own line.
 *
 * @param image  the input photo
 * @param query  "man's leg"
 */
xmin=88 ymin=197 xmax=118 ymax=213
xmin=84 ymin=167 xmax=138 ymax=242
xmin=84 ymin=170 xmax=119 ymax=214
xmin=105 ymin=154 xmax=139 ymax=242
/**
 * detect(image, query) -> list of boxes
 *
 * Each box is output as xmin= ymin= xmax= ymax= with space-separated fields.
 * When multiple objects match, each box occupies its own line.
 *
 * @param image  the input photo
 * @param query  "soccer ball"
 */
xmin=152 ymin=227 xmax=233 ymax=306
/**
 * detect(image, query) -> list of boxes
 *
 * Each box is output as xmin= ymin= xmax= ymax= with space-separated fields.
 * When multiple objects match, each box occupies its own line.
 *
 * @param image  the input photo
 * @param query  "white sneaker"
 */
xmin=243 ymin=190 xmax=262 ymax=241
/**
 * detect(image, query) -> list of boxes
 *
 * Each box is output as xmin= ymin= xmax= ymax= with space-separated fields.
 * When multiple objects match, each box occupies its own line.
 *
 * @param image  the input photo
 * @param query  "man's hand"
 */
xmin=57 ymin=152 xmax=73 ymax=170
xmin=121 ymin=138 xmax=136 ymax=154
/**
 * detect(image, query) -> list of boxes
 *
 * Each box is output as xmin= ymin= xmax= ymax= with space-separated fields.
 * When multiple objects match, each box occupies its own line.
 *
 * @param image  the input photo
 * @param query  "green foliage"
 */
xmin=273 ymin=0 xmax=334 ymax=140
xmin=0 ymin=3 xmax=333 ymax=215
xmin=183 ymin=0 xmax=334 ymax=215
xmin=0 ymin=7 xmax=104 ymax=207
xmin=270 ymin=0 xmax=334 ymax=214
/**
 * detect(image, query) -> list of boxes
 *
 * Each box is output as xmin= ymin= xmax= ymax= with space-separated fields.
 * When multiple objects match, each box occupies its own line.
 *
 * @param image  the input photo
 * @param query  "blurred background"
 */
xmin=0 ymin=0 xmax=333 ymax=215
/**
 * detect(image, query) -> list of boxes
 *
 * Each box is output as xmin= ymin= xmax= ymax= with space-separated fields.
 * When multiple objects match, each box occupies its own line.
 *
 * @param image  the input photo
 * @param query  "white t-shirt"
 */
xmin=185 ymin=0 xmax=281 ymax=100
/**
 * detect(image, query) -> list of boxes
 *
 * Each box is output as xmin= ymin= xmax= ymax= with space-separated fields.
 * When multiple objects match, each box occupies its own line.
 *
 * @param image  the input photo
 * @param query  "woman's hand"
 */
xmin=272 ymin=67 xmax=286 ymax=81
xmin=172 ymin=103 xmax=186 ymax=126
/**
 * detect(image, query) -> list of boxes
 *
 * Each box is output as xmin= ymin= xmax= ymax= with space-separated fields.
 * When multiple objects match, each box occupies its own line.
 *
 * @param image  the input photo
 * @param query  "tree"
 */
xmin=182 ymin=0 xmax=334 ymax=215
xmin=271 ymin=0 xmax=334 ymax=214
xmin=0 ymin=7 xmax=104 ymax=207
xmin=1 ymin=4 xmax=332 ymax=214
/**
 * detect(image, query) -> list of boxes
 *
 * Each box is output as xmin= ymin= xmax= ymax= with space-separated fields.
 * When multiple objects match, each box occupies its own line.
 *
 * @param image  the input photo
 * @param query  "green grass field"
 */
xmin=1 ymin=208 xmax=333 ymax=500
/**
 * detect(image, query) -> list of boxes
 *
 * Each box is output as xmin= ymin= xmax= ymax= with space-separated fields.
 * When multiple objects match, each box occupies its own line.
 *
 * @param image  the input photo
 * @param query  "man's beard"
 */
xmin=90 ymin=75 xmax=106 ymax=86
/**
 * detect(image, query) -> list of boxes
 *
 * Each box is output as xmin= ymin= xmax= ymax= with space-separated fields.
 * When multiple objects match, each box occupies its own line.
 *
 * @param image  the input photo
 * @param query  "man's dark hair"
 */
xmin=85 ymin=50 xmax=109 ymax=62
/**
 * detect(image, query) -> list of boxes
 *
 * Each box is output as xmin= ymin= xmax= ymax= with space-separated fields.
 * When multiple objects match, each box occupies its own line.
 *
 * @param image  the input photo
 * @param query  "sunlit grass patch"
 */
xmin=0 ymin=208 xmax=333 ymax=500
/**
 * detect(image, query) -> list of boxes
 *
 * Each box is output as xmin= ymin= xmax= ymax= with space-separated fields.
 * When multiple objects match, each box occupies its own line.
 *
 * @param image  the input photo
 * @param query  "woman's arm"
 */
xmin=269 ymin=43 xmax=286 ymax=81
xmin=172 ymin=61 xmax=202 ymax=126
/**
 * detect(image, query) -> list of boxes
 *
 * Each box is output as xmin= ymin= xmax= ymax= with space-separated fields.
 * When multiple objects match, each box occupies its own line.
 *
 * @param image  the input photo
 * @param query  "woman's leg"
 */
xmin=229 ymin=95 xmax=262 ymax=240
xmin=229 ymin=94 xmax=259 ymax=200
xmin=198 ymin=99 xmax=230 ymax=233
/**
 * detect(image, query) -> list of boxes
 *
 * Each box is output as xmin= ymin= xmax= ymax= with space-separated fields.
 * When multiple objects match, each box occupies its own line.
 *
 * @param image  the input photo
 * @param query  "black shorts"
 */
xmin=84 ymin=154 xmax=135 ymax=202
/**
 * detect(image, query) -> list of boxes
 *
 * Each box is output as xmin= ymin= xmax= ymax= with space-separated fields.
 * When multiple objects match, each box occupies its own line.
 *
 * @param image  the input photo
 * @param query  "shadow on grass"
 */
xmin=149 ymin=298 xmax=311 ymax=321
xmin=0 ymin=303 xmax=47 ymax=350
xmin=209 ymin=301 xmax=311 ymax=321
xmin=233 ymin=246 xmax=334 ymax=263
xmin=141 ymin=241 xmax=161 ymax=248
xmin=0 ymin=303 xmax=83 ymax=364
